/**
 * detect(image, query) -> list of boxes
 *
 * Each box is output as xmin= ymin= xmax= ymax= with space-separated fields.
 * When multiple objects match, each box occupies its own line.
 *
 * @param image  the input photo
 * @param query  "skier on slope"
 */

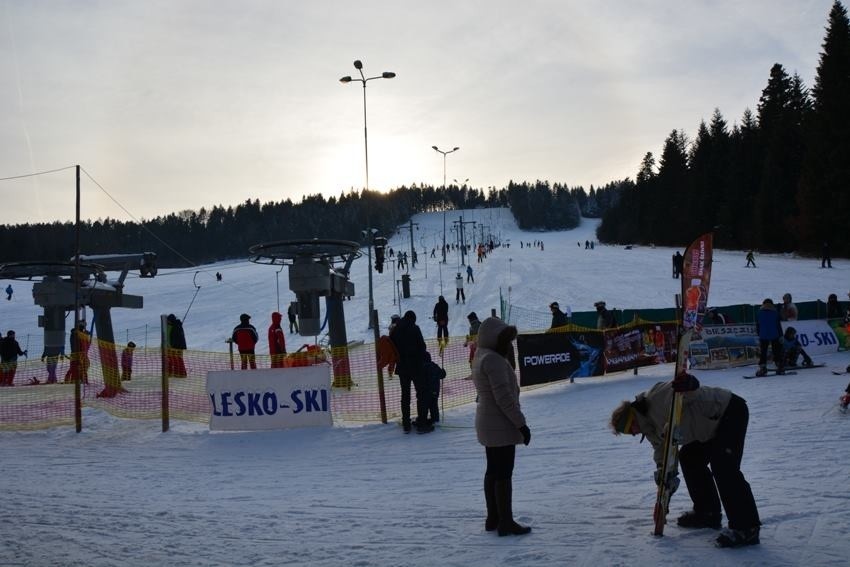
xmin=610 ymin=376 xmax=761 ymax=548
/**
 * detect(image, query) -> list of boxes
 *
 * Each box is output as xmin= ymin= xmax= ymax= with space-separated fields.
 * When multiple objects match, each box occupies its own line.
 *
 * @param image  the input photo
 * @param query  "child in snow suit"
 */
xmin=424 ymin=352 xmax=446 ymax=424
xmin=121 ymin=342 xmax=136 ymax=381
xmin=781 ymin=327 xmax=813 ymax=368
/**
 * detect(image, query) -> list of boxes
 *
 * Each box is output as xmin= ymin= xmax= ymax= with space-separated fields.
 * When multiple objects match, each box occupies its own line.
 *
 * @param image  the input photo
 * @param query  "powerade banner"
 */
xmin=207 ymin=365 xmax=332 ymax=431
xmin=517 ymin=332 xmax=604 ymax=386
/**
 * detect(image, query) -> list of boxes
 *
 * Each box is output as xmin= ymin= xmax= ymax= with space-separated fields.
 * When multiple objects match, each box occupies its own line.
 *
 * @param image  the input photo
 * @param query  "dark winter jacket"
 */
xmin=232 ymin=322 xmax=259 ymax=353
xmin=756 ymin=304 xmax=782 ymax=340
xmin=471 ymin=317 xmax=526 ymax=447
xmin=433 ymin=298 xmax=449 ymax=324
xmin=0 ymin=336 xmax=25 ymax=363
xmin=390 ymin=312 xmax=427 ymax=377
xmin=550 ymin=309 xmax=569 ymax=329
xmin=166 ymin=314 xmax=187 ymax=350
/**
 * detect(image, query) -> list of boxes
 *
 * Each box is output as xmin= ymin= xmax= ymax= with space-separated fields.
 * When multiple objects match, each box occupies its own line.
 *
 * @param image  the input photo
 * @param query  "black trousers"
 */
xmin=399 ymin=372 xmax=431 ymax=426
xmin=758 ymin=338 xmax=783 ymax=368
xmin=679 ymin=394 xmax=760 ymax=530
xmin=485 ymin=445 xmax=516 ymax=480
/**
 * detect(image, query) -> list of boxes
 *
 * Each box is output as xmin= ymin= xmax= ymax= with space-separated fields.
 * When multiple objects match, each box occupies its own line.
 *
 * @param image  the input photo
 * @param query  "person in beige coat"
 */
xmin=471 ymin=317 xmax=531 ymax=537
xmin=610 ymin=378 xmax=761 ymax=548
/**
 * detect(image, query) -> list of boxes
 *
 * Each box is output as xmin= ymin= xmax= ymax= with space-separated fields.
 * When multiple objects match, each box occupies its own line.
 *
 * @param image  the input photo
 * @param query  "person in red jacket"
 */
xmin=268 ymin=312 xmax=287 ymax=368
xmin=232 ymin=313 xmax=259 ymax=370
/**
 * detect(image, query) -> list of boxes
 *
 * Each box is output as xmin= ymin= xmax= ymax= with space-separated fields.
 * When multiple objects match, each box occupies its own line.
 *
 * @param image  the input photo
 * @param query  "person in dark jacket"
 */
xmin=65 ymin=323 xmax=92 ymax=384
xmin=166 ymin=314 xmax=188 ymax=377
xmin=121 ymin=342 xmax=136 ymax=381
xmin=433 ymin=296 xmax=450 ymax=346
xmin=464 ymin=312 xmax=482 ymax=366
xmin=424 ymin=351 xmax=446 ymax=424
xmin=268 ymin=312 xmax=287 ymax=368
xmin=826 ymin=293 xmax=842 ymax=319
xmin=755 ymin=298 xmax=783 ymax=376
xmin=471 ymin=317 xmax=531 ymax=537
xmin=595 ymin=301 xmax=616 ymax=329
xmin=390 ymin=310 xmax=432 ymax=433
xmin=611 ymin=378 xmax=761 ymax=548
xmin=232 ymin=313 xmax=259 ymax=370
xmin=549 ymin=302 xmax=569 ymax=330
xmin=0 ymin=330 xmax=27 ymax=386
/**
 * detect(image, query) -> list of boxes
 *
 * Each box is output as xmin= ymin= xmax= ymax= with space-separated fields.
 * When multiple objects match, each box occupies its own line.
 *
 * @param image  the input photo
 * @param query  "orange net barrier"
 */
xmin=0 ymin=335 xmax=479 ymax=431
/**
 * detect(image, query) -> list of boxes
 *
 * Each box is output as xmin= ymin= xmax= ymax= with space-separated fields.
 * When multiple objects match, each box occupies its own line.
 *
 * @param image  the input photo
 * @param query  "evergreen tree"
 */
xmin=798 ymin=0 xmax=850 ymax=256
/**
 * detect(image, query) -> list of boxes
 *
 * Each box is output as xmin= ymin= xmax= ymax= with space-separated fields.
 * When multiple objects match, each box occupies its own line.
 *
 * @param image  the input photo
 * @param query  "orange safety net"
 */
xmin=0 ymin=335 xmax=479 ymax=431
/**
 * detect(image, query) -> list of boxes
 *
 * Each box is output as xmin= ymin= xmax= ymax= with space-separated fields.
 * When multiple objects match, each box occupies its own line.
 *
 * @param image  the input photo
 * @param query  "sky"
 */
xmin=0 ymin=0 xmax=837 ymax=225
xmin=2 ymin=210 xmax=850 ymax=566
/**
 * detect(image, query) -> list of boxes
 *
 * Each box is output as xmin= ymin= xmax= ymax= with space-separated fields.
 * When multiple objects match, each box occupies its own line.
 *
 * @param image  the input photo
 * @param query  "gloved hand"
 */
xmin=654 ymin=469 xmax=680 ymax=496
xmin=672 ymin=373 xmax=700 ymax=392
xmin=519 ymin=425 xmax=531 ymax=446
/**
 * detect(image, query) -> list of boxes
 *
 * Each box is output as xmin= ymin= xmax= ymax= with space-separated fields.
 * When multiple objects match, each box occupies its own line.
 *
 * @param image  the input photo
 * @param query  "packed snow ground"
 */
xmin=1 ymin=209 xmax=850 ymax=566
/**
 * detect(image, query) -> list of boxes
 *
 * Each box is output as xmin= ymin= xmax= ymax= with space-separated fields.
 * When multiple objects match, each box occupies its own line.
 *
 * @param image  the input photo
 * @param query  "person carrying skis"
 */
xmin=610 ymin=377 xmax=761 ymax=548
xmin=232 ymin=313 xmax=259 ymax=370
xmin=755 ymin=298 xmax=784 ymax=376
xmin=781 ymin=327 xmax=813 ymax=368
xmin=268 ymin=312 xmax=287 ymax=368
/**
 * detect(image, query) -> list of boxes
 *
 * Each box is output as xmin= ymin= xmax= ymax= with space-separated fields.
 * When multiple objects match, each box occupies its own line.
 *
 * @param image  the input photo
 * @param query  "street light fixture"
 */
xmin=432 ymin=145 xmax=460 ymax=264
xmin=340 ymin=60 xmax=396 ymax=192
xmin=341 ymin=59 xmax=395 ymax=328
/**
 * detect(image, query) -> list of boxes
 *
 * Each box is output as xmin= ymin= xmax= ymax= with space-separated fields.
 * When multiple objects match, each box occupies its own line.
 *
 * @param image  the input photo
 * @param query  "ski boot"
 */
xmin=716 ymin=526 xmax=760 ymax=548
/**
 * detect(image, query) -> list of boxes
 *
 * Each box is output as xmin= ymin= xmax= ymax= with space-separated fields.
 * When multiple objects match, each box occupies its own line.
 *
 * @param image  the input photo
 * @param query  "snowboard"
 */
xmin=743 ymin=371 xmax=798 ymax=379
xmin=783 ymin=363 xmax=825 ymax=370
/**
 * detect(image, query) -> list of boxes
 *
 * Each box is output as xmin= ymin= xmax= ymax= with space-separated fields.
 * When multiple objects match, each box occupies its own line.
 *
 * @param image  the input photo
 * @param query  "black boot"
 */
xmin=484 ymin=475 xmax=498 ymax=531
xmin=494 ymin=479 xmax=531 ymax=536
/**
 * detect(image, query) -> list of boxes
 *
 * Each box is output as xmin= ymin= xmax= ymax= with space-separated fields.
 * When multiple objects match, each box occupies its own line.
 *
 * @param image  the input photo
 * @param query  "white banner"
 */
xmin=207 ymin=365 xmax=333 ymax=431
xmin=781 ymin=320 xmax=839 ymax=356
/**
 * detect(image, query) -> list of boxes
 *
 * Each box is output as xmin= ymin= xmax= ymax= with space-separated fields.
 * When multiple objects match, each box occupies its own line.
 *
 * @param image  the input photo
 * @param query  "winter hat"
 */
xmin=550 ymin=302 xmax=559 ymax=309
xmin=127 ymin=341 xmax=136 ymax=348
xmin=467 ymin=312 xmax=478 ymax=321
xmin=612 ymin=402 xmax=637 ymax=435
xmin=240 ymin=313 xmax=251 ymax=322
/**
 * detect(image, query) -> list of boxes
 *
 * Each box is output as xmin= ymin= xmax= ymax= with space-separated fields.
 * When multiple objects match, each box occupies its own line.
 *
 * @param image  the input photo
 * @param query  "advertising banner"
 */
xmin=603 ymin=323 xmax=679 ymax=373
xmin=690 ymin=324 xmax=759 ymax=370
xmin=781 ymin=320 xmax=839 ymax=356
xmin=517 ymin=331 xmax=604 ymax=387
xmin=207 ymin=365 xmax=333 ymax=431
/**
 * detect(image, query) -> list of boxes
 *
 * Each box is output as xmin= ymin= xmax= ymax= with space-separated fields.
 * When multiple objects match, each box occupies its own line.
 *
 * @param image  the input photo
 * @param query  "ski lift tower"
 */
xmin=0 ymin=252 xmax=156 ymax=396
xmin=248 ymin=239 xmax=360 ymax=389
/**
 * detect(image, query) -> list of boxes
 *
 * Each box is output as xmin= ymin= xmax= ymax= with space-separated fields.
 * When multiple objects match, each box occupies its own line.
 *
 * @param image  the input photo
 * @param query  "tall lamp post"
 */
xmin=432 ymin=145 xmax=460 ymax=264
xmin=341 ymin=60 xmax=395 ymax=328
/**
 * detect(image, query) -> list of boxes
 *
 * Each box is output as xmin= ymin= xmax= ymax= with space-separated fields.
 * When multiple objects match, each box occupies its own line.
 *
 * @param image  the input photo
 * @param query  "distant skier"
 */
xmin=672 ymin=251 xmax=683 ymax=279
xmin=745 ymin=250 xmax=756 ymax=268
xmin=822 ymin=242 xmax=832 ymax=268
xmin=5 ymin=284 xmax=12 ymax=301
xmin=432 ymin=296 xmax=449 ymax=346
xmin=287 ymin=302 xmax=299 ymax=334
xmin=455 ymin=273 xmax=465 ymax=304
xmin=467 ymin=264 xmax=474 ymax=284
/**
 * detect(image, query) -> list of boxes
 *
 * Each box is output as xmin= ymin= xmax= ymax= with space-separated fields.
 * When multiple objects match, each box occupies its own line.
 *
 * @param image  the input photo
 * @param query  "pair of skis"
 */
xmin=653 ymin=233 xmax=713 ymax=537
